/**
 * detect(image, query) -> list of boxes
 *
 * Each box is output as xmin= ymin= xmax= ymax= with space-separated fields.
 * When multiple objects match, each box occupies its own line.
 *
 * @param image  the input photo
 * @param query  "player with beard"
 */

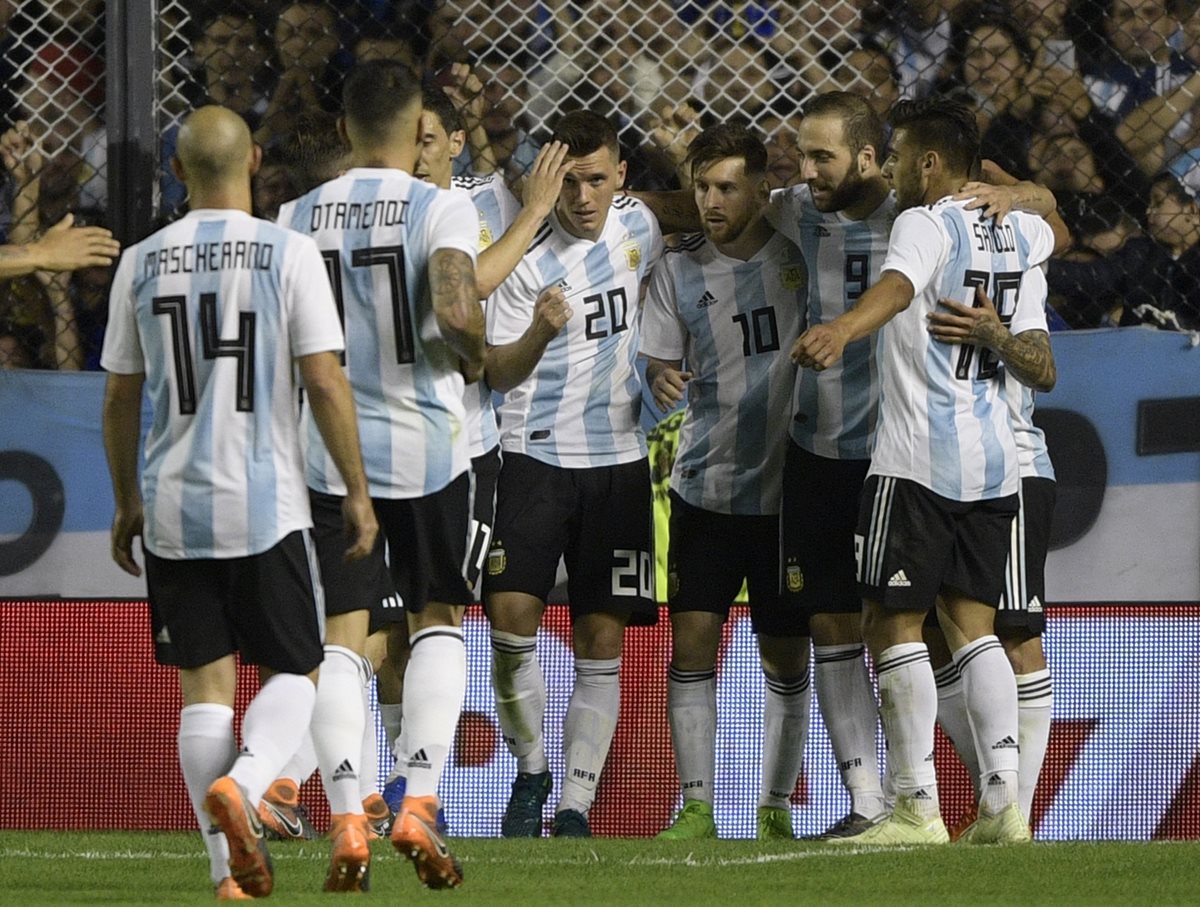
xmin=638 ymin=92 xmax=893 ymax=838
xmin=641 ymin=123 xmax=810 ymax=840
xmin=794 ymin=97 xmax=1066 ymax=846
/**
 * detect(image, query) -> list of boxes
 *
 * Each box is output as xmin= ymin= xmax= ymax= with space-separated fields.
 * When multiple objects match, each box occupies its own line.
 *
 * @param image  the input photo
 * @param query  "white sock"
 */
xmin=760 ymin=669 xmax=811 ymax=810
xmin=359 ymin=674 xmax=380 ymax=800
xmin=178 ymin=703 xmax=235 ymax=886
xmin=490 ymin=629 xmax=547 ymax=774
xmin=933 ymin=660 xmax=980 ymax=794
xmin=277 ymin=732 xmax=317 ymax=789
xmin=875 ymin=643 xmax=939 ymax=819
xmin=380 ymin=704 xmax=404 ymax=751
xmin=402 ymin=627 xmax=467 ymax=799
xmin=311 ymin=645 xmax=370 ymax=814
xmin=1016 ymin=668 xmax=1053 ymax=821
xmin=667 ymin=667 xmax=716 ymax=804
xmin=558 ymin=657 xmax=621 ymax=815
xmin=229 ymin=673 xmax=317 ymax=803
xmin=953 ymin=635 xmax=1019 ymax=814
xmin=814 ymin=644 xmax=885 ymax=818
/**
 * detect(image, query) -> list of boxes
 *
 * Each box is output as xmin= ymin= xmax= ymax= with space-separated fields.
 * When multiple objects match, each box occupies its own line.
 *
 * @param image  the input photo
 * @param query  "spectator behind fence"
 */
xmin=1048 ymin=170 xmax=1200 ymax=330
xmin=257 ymin=1 xmax=345 ymax=148
xmin=871 ymin=0 xmax=957 ymax=100
xmin=821 ymin=38 xmax=903 ymax=119
xmin=1047 ymin=192 xmax=1142 ymax=326
xmin=942 ymin=12 xmax=1038 ymax=179
xmin=1080 ymin=0 xmax=1200 ymax=175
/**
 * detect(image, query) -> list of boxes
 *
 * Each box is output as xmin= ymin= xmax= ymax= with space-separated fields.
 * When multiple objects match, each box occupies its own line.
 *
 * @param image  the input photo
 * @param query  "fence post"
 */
xmin=106 ymin=0 xmax=158 ymax=247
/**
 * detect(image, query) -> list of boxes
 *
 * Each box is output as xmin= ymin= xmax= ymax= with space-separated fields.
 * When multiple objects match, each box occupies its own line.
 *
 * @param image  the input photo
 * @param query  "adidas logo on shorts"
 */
xmin=887 ymin=570 xmax=912 ymax=588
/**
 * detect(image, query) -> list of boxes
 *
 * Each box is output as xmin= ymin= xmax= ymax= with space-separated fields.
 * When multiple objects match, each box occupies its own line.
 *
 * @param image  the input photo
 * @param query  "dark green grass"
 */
xmin=0 ymin=832 xmax=1195 ymax=906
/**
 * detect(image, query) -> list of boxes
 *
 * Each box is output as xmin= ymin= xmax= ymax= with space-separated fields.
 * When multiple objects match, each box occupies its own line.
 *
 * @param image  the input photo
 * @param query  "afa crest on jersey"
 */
xmin=487 ymin=543 xmax=507 ymax=576
xmin=622 ymin=240 xmax=641 ymax=271
xmin=478 ymin=211 xmax=494 ymax=250
xmin=779 ymin=264 xmax=805 ymax=290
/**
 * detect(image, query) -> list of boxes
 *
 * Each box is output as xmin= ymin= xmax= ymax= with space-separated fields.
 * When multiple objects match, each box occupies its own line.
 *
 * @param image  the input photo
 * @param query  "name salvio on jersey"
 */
xmin=583 ymin=287 xmax=629 ymax=340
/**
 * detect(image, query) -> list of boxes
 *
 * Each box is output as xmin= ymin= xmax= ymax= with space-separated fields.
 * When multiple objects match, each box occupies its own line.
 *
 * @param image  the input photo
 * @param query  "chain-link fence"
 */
xmin=3 ymin=0 xmax=1199 ymax=369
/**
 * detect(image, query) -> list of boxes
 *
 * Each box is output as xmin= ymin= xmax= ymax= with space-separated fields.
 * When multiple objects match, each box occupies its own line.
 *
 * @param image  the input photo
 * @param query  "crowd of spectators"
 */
xmin=3 ymin=0 xmax=1198 ymax=373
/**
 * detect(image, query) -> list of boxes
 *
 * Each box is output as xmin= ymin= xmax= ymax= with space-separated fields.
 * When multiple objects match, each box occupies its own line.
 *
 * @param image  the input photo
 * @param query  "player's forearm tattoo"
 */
xmin=994 ymin=328 xmax=1056 ymax=391
xmin=430 ymin=248 xmax=485 ymax=361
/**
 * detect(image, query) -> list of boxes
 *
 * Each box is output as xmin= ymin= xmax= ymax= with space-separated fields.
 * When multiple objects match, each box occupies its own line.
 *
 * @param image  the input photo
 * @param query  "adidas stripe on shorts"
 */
xmin=855 ymin=475 xmax=1018 ymax=610
xmin=995 ymin=476 xmax=1056 ymax=635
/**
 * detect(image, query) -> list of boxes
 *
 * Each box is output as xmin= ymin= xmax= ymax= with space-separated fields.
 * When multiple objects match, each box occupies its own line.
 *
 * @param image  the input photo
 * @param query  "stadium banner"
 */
xmin=1 ymin=328 xmax=1197 ymax=600
xmin=1 ymin=602 xmax=1197 ymax=838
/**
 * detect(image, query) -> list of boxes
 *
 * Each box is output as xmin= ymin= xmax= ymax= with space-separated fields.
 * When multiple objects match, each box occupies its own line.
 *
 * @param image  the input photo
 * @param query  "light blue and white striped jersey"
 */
xmin=641 ymin=231 xmax=807 ymax=515
xmin=101 ymin=209 xmax=344 ymax=559
xmin=767 ymin=185 xmax=895 ymax=460
xmin=278 ymin=167 xmax=479 ymax=499
xmin=454 ymin=173 xmax=520 ymax=457
xmin=870 ymin=197 xmax=1056 ymax=501
xmin=487 ymin=196 xmax=663 ymax=468
xmin=1007 ymin=265 xmax=1055 ymax=481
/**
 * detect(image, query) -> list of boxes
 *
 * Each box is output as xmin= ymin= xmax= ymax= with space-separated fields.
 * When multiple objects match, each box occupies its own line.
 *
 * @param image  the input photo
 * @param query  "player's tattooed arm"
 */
xmin=928 ymin=285 xmax=1057 ymax=391
xmin=431 ymin=247 xmax=486 ymax=381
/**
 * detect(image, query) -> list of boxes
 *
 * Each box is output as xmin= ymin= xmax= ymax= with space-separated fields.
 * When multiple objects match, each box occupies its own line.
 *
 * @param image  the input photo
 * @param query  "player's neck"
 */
xmin=841 ymin=176 xmax=890 ymax=221
xmin=188 ymin=187 xmax=252 ymax=214
xmin=713 ymin=214 xmax=773 ymax=261
xmin=350 ymin=150 xmax=418 ymax=174
xmin=923 ymin=174 xmax=963 ymax=207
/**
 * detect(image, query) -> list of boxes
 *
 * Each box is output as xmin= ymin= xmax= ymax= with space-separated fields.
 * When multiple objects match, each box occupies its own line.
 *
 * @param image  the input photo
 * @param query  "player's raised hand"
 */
xmin=111 ymin=504 xmax=145 ymax=577
xmin=791 ymin=323 xmax=848 ymax=371
xmin=530 ymin=285 xmax=573 ymax=342
xmin=928 ymin=285 xmax=1002 ymax=346
xmin=341 ymin=490 xmax=379 ymax=563
xmin=520 ymin=141 xmax=572 ymax=217
xmin=650 ymin=365 xmax=692 ymax=412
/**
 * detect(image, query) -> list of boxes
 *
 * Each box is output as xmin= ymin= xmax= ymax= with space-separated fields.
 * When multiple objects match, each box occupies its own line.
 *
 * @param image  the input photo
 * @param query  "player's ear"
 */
xmin=249 ymin=142 xmax=262 ymax=178
xmin=169 ymin=155 xmax=185 ymax=184
xmin=336 ymin=116 xmax=350 ymax=146
xmin=616 ymin=158 xmax=628 ymax=190
xmin=859 ymin=143 xmax=876 ymax=174
xmin=449 ymin=128 xmax=467 ymax=159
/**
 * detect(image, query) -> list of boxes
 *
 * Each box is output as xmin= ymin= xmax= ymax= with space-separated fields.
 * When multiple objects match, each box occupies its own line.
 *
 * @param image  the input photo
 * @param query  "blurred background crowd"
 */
xmin=3 ymin=0 xmax=1199 ymax=371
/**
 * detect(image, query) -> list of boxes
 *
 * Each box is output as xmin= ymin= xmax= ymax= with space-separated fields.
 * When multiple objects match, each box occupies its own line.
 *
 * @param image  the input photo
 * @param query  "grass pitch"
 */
xmin=0 ymin=831 xmax=1195 ymax=906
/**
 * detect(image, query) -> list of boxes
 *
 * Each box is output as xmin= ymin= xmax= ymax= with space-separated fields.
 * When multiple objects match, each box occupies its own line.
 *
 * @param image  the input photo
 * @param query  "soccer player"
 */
xmin=100 ymin=105 xmax=377 ymax=899
xmin=372 ymin=88 xmax=573 ymax=809
xmin=484 ymin=109 xmax=663 ymax=838
xmin=641 ymin=123 xmax=810 ymax=841
xmin=277 ymin=60 xmax=484 ymax=889
xmin=638 ymin=92 xmax=895 ymax=838
xmin=794 ymin=97 xmax=1068 ymax=845
xmin=926 ymin=261 xmax=1057 ymax=838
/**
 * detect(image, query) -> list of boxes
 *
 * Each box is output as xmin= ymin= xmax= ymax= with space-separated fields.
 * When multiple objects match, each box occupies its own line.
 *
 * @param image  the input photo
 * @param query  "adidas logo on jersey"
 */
xmin=556 ymin=279 xmax=572 ymax=295
xmin=1028 ymin=596 xmax=1043 ymax=613
xmin=696 ymin=291 xmax=718 ymax=309
xmin=408 ymin=748 xmax=432 ymax=770
xmin=887 ymin=569 xmax=913 ymax=587
xmin=992 ymin=735 xmax=1019 ymax=750
xmin=332 ymin=759 xmax=357 ymax=782
xmin=814 ymin=225 xmax=831 ymax=237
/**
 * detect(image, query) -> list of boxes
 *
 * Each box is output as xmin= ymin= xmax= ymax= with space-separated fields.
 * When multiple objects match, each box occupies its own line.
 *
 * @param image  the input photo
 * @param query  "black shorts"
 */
xmin=308 ymin=489 xmax=404 ymax=634
xmin=668 ymin=492 xmax=804 ymax=637
xmin=464 ymin=445 xmax=501 ymax=594
xmin=145 ymin=530 xmax=323 ymax=673
xmin=856 ymin=475 xmax=1018 ymax=610
xmin=780 ymin=441 xmax=870 ymax=617
xmin=996 ymin=476 xmax=1056 ymax=636
xmin=375 ymin=472 xmax=473 ymax=613
xmin=483 ymin=453 xmax=657 ymax=625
